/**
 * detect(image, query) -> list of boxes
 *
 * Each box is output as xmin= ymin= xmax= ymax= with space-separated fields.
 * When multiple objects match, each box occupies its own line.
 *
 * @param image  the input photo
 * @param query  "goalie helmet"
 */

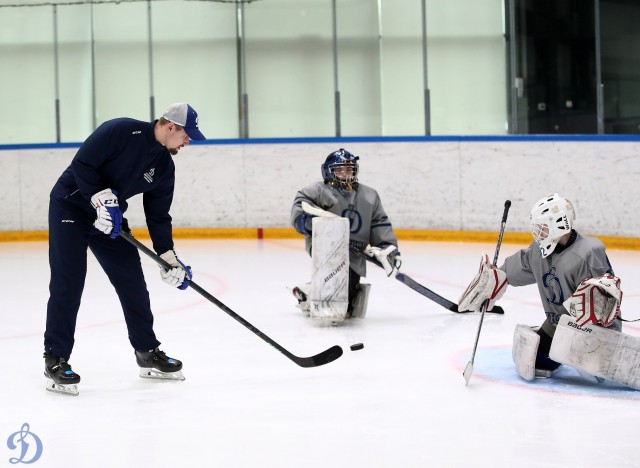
xmin=530 ymin=193 xmax=575 ymax=258
xmin=321 ymin=148 xmax=359 ymax=192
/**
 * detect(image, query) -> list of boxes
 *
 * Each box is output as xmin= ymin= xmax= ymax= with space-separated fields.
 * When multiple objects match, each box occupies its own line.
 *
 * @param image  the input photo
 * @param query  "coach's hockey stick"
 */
xmin=463 ymin=200 xmax=511 ymax=385
xmin=120 ymin=231 xmax=343 ymax=368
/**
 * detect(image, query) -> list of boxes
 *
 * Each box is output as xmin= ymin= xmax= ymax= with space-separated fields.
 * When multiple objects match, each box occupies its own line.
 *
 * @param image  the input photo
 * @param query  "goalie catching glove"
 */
xmin=90 ymin=188 xmax=122 ymax=239
xmin=563 ymin=273 xmax=622 ymax=327
xmin=458 ymin=254 xmax=508 ymax=312
xmin=159 ymin=250 xmax=192 ymax=290
xmin=364 ymin=244 xmax=402 ymax=277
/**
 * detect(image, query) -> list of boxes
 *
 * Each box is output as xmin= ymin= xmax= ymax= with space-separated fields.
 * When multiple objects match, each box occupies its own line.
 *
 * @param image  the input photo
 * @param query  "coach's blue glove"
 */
xmin=159 ymin=250 xmax=192 ymax=290
xmin=90 ymin=188 xmax=122 ymax=239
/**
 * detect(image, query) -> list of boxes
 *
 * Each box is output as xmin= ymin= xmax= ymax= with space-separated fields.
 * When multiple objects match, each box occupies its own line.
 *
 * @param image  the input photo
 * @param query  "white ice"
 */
xmin=1 ymin=239 xmax=640 ymax=468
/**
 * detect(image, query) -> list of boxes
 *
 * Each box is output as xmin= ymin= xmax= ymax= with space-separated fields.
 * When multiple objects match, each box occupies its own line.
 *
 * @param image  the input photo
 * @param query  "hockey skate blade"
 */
xmin=45 ymin=379 xmax=79 ymax=396
xmin=463 ymin=362 xmax=473 ymax=385
xmin=139 ymin=368 xmax=185 ymax=381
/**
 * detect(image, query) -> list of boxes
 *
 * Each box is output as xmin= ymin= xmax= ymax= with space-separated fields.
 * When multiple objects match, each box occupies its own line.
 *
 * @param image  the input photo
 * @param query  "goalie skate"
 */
xmin=135 ymin=348 xmax=185 ymax=381
xmin=291 ymin=285 xmax=311 ymax=314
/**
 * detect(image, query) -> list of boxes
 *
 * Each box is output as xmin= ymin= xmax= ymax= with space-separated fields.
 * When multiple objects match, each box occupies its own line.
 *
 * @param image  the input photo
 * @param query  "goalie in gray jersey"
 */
xmin=291 ymin=148 xmax=401 ymax=318
xmin=459 ymin=193 xmax=626 ymax=384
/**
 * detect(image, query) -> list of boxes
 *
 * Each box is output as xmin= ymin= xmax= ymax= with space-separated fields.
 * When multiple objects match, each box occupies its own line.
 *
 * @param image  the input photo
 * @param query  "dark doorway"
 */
xmin=507 ymin=0 xmax=640 ymax=134
xmin=601 ymin=0 xmax=640 ymax=134
xmin=509 ymin=0 xmax=597 ymax=134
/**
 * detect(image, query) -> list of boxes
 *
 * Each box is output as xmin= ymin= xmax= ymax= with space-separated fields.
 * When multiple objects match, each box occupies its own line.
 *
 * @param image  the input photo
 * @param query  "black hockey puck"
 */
xmin=350 ymin=343 xmax=364 ymax=351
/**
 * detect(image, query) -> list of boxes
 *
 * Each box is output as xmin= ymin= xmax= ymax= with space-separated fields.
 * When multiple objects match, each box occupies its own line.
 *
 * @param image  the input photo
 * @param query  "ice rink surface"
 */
xmin=1 ymin=238 xmax=640 ymax=468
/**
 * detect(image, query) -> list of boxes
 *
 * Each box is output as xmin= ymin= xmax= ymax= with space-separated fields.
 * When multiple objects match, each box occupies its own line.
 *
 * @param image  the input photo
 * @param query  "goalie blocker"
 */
xmin=458 ymin=254 xmax=508 ymax=312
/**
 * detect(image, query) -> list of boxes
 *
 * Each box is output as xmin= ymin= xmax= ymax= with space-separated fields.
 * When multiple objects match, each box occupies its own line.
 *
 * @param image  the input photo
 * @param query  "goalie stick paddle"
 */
xmin=120 ymin=231 xmax=343 ymax=368
xmin=463 ymin=200 xmax=511 ymax=385
xmin=352 ymin=247 xmax=504 ymax=315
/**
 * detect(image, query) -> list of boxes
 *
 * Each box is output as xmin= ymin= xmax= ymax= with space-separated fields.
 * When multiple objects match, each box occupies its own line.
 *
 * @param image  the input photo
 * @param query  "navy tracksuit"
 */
xmin=45 ymin=118 xmax=177 ymax=360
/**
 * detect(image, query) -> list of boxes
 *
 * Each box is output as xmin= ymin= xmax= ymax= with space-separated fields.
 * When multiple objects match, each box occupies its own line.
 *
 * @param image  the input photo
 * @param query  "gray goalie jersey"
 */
xmin=291 ymin=181 xmax=398 ymax=277
xmin=501 ymin=231 xmax=616 ymax=336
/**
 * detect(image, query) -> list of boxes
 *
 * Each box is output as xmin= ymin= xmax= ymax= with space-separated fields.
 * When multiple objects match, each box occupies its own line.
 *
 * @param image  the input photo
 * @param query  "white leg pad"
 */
xmin=512 ymin=324 xmax=540 ymax=381
xmin=550 ymin=314 xmax=640 ymax=390
xmin=349 ymin=283 xmax=371 ymax=319
xmin=310 ymin=217 xmax=349 ymax=322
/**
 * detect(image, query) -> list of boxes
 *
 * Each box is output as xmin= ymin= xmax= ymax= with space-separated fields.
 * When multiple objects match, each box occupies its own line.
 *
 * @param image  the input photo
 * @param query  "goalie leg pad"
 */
xmin=310 ymin=217 xmax=350 ymax=322
xmin=550 ymin=314 xmax=640 ymax=390
xmin=512 ymin=325 xmax=541 ymax=381
xmin=348 ymin=283 xmax=371 ymax=319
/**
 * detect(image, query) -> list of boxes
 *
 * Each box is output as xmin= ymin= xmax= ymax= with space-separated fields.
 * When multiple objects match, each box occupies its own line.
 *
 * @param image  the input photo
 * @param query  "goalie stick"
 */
xmin=355 ymin=248 xmax=504 ymax=315
xmin=463 ymin=200 xmax=511 ymax=385
xmin=120 ymin=231 xmax=343 ymax=368
xmin=301 ymin=201 xmax=504 ymax=315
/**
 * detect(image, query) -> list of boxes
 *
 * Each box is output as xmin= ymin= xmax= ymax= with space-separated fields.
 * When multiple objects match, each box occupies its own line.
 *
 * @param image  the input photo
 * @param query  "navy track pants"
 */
xmin=44 ymin=198 xmax=161 ymax=359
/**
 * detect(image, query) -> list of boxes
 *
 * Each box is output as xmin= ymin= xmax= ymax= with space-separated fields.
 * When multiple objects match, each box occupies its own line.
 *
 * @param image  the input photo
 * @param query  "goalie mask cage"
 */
xmin=0 ymin=0 xmax=260 ymax=7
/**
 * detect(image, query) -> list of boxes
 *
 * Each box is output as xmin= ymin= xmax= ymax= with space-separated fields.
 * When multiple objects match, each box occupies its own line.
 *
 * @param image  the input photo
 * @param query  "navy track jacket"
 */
xmin=50 ymin=118 xmax=176 ymax=254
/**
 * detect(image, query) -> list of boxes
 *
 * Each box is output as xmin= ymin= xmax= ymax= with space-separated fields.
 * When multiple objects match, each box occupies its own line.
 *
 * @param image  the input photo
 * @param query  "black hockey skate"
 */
xmin=44 ymin=353 xmax=80 ymax=396
xmin=135 ymin=348 xmax=185 ymax=381
xmin=292 ymin=286 xmax=310 ymax=314
xmin=292 ymin=287 xmax=307 ymax=303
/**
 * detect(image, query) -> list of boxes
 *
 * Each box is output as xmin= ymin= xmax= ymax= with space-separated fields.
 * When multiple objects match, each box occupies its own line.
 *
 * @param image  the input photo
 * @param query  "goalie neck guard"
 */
xmin=530 ymin=193 xmax=575 ymax=258
xmin=321 ymin=148 xmax=359 ymax=192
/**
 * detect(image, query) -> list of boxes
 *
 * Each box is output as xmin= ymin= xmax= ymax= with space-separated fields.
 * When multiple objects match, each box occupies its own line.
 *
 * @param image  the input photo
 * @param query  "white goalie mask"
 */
xmin=530 ymin=193 xmax=575 ymax=258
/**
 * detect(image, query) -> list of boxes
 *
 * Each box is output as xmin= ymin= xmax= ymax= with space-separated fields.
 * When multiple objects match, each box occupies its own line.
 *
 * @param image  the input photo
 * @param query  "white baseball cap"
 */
xmin=162 ymin=103 xmax=206 ymax=141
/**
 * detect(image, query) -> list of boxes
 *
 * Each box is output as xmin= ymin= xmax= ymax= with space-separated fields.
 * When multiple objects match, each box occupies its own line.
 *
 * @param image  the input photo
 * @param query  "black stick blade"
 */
xmin=293 ymin=345 xmax=344 ymax=368
xmin=452 ymin=305 xmax=505 ymax=315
